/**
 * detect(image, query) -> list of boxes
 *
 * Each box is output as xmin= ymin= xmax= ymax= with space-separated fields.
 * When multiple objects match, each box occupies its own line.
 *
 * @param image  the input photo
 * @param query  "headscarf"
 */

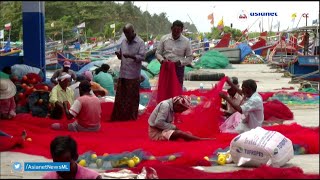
xmin=58 ymin=73 xmax=71 ymax=82
xmin=83 ymin=70 xmax=93 ymax=81
xmin=172 ymin=95 xmax=191 ymax=109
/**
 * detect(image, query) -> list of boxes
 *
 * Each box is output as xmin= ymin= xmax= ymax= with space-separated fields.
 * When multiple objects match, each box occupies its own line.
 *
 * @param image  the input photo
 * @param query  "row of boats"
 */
xmin=1 ymin=25 xmax=319 ymax=81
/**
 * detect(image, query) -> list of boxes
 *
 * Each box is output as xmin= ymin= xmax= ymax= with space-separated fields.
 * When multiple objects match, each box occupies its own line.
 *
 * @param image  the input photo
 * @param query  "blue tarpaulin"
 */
xmin=237 ymin=43 xmax=252 ymax=62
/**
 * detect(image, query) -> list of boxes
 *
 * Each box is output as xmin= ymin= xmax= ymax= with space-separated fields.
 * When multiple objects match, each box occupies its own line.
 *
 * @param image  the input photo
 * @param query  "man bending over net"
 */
xmin=148 ymin=95 xmax=212 ymax=141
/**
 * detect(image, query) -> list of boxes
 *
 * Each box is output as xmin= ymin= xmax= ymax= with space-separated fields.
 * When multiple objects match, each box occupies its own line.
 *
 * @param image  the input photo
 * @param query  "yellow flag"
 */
xmin=217 ymin=17 xmax=224 ymax=30
xmin=112 ymin=28 xmax=115 ymax=37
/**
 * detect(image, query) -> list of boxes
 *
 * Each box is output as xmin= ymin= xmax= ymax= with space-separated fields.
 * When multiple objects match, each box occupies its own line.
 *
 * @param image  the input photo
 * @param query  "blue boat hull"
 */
xmin=286 ymin=56 xmax=320 ymax=80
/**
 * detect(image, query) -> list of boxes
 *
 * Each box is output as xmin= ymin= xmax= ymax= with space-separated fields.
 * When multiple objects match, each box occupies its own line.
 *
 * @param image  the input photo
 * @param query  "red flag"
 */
xmin=208 ymin=13 xmax=214 ymax=25
xmin=4 ymin=23 xmax=11 ymax=31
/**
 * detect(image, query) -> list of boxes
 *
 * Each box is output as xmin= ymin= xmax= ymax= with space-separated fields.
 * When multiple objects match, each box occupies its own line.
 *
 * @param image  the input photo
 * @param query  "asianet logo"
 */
xmin=250 ymin=12 xmax=278 ymax=16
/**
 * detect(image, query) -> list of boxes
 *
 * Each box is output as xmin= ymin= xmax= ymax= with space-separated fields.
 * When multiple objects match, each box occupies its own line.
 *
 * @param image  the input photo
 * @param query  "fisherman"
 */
xmin=155 ymin=20 xmax=193 ymax=89
xmin=50 ymin=61 xmax=77 ymax=85
xmin=49 ymin=73 xmax=74 ymax=119
xmin=51 ymin=80 xmax=102 ymax=132
xmin=148 ymin=95 xmax=212 ymax=141
xmin=219 ymin=79 xmax=264 ymax=133
xmin=0 ymin=79 xmax=17 ymax=119
xmin=111 ymin=23 xmax=146 ymax=121
xmin=221 ymin=77 xmax=244 ymax=118
xmin=93 ymin=64 xmax=115 ymax=96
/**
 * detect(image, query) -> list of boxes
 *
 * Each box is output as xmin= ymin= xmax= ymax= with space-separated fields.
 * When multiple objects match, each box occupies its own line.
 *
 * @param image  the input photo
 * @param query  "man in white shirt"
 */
xmin=155 ymin=20 xmax=193 ymax=88
xmin=219 ymin=78 xmax=264 ymax=133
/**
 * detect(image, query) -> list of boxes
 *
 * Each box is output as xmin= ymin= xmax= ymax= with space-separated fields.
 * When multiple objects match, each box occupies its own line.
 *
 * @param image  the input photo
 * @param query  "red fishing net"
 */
xmin=156 ymin=61 xmax=182 ymax=104
xmin=264 ymin=99 xmax=294 ymax=121
xmin=0 ymin=61 xmax=318 ymax=169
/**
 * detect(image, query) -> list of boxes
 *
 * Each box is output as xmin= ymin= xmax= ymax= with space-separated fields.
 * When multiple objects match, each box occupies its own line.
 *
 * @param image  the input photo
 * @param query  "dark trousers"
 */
xmin=175 ymin=65 xmax=185 ymax=89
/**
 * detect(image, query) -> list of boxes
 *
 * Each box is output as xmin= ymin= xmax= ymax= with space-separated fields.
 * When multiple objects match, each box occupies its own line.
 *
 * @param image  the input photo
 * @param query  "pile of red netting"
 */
xmin=0 ymin=62 xmax=318 ymax=173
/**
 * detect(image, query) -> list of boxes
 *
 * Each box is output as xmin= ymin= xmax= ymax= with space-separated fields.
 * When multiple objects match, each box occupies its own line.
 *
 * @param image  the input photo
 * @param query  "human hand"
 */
xmin=123 ymin=54 xmax=136 ymax=60
xmin=115 ymin=51 xmax=122 ymax=59
xmin=219 ymin=92 xmax=228 ymax=99
xmin=161 ymin=59 xmax=169 ymax=64
xmin=226 ymin=77 xmax=232 ymax=84
xmin=175 ymin=61 xmax=181 ymax=66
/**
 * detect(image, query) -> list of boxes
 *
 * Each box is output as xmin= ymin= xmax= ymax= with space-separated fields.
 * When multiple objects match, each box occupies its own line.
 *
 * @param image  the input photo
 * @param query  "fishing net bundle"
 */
xmin=269 ymin=91 xmax=319 ymax=105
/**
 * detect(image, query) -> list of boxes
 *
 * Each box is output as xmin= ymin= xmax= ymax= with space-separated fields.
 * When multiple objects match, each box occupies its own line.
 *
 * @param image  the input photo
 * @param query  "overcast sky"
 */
xmin=126 ymin=1 xmax=319 ymax=33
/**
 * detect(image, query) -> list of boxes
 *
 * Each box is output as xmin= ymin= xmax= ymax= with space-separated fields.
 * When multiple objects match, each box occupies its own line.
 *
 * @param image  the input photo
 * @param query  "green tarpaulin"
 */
xmin=194 ymin=50 xmax=229 ymax=69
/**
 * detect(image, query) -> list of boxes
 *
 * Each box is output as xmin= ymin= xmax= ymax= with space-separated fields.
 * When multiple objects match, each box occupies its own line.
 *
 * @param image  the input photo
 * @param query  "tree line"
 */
xmin=0 ymin=1 xmax=199 ymax=42
xmin=1 ymin=1 xmax=264 ymax=43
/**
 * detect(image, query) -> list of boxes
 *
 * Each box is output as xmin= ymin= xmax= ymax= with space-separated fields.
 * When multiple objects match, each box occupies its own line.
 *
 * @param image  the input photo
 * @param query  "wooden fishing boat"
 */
xmin=56 ymin=52 xmax=91 ymax=72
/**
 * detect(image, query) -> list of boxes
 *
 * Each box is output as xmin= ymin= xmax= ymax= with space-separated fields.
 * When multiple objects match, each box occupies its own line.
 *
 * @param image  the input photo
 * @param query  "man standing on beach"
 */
xmin=155 ymin=20 xmax=193 ymax=89
xmin=111 ymin=23 xmax=146 ymax=121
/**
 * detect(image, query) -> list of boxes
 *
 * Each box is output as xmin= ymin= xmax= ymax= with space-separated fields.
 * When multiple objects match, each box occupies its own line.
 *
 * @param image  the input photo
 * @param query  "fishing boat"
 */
xmin=56 ymin=52 xmax=91 ymax=72
xmin=285 ymin=25 xmax=320 ymax=81
xmin=0 ymin=48 xmax=21 ymax=56
xmin=0 ymin=40 xmax=22 ymax=56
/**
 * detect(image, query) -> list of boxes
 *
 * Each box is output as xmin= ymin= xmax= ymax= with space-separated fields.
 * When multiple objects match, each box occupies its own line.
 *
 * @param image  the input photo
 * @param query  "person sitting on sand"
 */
xmin=51 ymin=80 xmax=101 ymax=132
xmin=42 ymin=136 xmax=102 ymax=179
xmin=50 ymin=61 xmax=77 ymax=85
xmin=69 ymin=75 xmax=95 ymax=100
xmin=219 ymin=79 xmax=264 ymax=133
xmin=148 ymin=95 xmax=212 ymax=141
xmin=93 ymin=64 xmax=115 ymax=96
xmin=83 ymin=70 xmax=108 ymax=97
xmin=221 ymin=77 xmax=244 ymax=118
xmin=49 ymin=73 xmax=74 ymax=119
xmin=0 ymin=79 xmax=17 ymax=119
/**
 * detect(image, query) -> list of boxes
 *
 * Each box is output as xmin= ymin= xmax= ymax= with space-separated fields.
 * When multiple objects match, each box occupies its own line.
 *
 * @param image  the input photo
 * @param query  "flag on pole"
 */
xmin=77 ymin=22 xmax=85 ymax=28
xmin=291 ymin=13 xmax=297 ymax=21
xmin=110 ymin=23 xmax=115 ymax=29
xmin=4 ymin=23 xmax=11 ymax=31
xmin=217 ymin=17 xmax=224 ymax=30
xmin=112 ymin=28 xmax=116 ymax=37
xmin=0 ymin=30 xmax=4 ymax=39
xmin=207 ymin=13 xmax=214 ymax=25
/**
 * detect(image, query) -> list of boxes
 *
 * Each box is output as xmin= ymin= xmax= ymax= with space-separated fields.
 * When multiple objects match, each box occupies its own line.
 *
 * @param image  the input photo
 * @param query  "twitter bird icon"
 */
xmin=12 ymin=162 xmax=23 ymax=171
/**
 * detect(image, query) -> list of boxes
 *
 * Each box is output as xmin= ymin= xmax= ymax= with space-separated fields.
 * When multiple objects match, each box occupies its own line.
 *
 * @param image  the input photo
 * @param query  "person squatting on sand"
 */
xmin=148 ymin=95 xmax=212 ymax=141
